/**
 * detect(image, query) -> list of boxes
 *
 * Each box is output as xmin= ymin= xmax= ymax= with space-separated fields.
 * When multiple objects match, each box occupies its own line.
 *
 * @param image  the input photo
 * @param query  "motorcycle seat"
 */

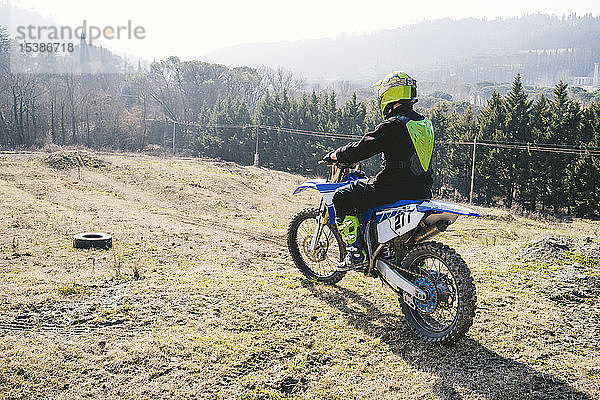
xmin=372 ymin=199 xmax=422 ymax=212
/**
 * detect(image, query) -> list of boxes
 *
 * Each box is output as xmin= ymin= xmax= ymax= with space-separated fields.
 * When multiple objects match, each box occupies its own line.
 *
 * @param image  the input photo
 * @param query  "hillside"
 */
xmin=204 ymin=14 xmax=600 ymax=86
xmin=0 ymin=151 xmax=599 ymax=399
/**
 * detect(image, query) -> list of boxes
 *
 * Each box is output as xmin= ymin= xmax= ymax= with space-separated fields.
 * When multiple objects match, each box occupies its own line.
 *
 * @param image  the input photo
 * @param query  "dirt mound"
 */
xmin=580 ymin=237 xmax=600 ymax=261
xmin=518 ymin=236 xmax=600 ymax=264
xmin=548 ymin=274 xmax=600 ymax=304
xmin=42 ymin=150 xmax=107 ymax=169
xmin=520 ymin=236 xmax=600 ymax=304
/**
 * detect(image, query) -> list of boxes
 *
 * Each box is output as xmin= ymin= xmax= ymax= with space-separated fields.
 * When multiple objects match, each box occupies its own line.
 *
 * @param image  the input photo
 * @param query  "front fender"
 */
xmin=292 ymin=174 xmax=363 ymax=224
xmin=292 ymin=179 xmax=328 ymax=195
xmin=292 ymin=179 xmax=351 ymax=224
xmin=292 ymin=173 xmax=362 ymax=196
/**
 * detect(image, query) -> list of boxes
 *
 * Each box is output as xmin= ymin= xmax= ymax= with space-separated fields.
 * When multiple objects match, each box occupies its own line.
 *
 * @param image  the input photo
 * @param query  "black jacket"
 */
xmin=334 ymin=103 xmax=433 ymax=197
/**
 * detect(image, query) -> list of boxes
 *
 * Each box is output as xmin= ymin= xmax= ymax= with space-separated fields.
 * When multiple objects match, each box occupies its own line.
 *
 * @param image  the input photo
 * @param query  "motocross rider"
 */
xmin=324 ymin=71 xmax=435 ymax=268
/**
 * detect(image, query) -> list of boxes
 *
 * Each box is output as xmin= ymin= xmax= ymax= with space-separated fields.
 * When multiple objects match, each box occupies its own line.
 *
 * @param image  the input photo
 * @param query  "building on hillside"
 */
xmin=572 ymin=63 xmax=599 ymax=90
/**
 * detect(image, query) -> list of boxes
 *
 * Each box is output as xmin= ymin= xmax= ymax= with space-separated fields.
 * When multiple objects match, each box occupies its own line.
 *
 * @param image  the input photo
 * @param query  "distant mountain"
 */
xmin=0 ymin=3 xmax=56 ymax=34
xmin=203 ymin=14 xmax=600 ymax=87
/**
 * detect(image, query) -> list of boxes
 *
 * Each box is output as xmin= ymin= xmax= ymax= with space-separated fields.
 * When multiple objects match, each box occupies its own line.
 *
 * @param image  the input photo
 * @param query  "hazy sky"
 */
xmin=4 ymin=0 xmax=600 ymax=60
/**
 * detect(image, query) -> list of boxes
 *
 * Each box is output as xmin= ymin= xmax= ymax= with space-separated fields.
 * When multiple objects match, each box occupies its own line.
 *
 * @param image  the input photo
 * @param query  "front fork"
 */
xmin=309 ymin=200 xmax=328 ymax=252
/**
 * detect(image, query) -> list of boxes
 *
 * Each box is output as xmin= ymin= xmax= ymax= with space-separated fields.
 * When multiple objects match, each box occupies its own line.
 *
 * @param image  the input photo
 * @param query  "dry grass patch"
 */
xmin=0 ymin=152 xmax=598 ymax=399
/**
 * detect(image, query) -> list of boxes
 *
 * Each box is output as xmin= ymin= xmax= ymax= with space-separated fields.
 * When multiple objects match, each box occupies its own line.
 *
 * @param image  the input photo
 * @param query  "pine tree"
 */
xmin=547 ymin=81 xmax=582 ymax=213
xmin=339 ymin=93 xmax=366 ymax=136
xmin=581 ymin=102 xmax=600 ymax=147
xmin=427 ymin=102 xmax=451 ymax=197
xmin=504 ymin=74 xmax=533 ymax=208
xmin=567 ymin=153 xmax=600 ymax=217
xmin=477 ymin=92 xmax=507 ymax=204
xmin=524 ymin=95 xmax=552 ymax=210
xmin=447 ymin=107 xmax=476 ymax=198
xmin=566 ymin=101 xmax=600 ymax=217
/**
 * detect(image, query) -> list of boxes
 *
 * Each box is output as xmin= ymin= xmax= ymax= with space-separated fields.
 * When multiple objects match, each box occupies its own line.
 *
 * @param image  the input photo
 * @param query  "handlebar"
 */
xmin=320 ymin=152 xmax=362 ymax=182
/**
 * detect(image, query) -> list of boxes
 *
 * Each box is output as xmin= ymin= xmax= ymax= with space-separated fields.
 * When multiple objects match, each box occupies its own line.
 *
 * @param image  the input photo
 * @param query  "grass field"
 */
xmin=0 ymin=151 xmax=598 ymax=399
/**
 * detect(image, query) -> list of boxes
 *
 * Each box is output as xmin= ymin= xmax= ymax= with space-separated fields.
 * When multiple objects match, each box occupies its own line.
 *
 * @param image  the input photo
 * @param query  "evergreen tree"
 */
xmin=477 ymin=92 xmax=506 ymax=204
xmin=524 ymin=95 xmax=552 ymax=210
xmin=567 ymin=102 xmax=600 ymax=217
xmin=546 ymin=82 xmax=582 ymax=213
xmin=427 ymin=102 xmax=451 ymax=197
xmin=339 ymin=93 xmax=366 ymax=136
xmin=567 ymin=153 xmax=600 ymax=217
xmin=504 ymin=74 xmax=533 ymax=208
xmin=446 ymin=107 xmax=476 ymax=198
xmin=581 ymin=102 xmax=600 ymax=147
xmin=192 ymin=96 xmax=252 ymax=163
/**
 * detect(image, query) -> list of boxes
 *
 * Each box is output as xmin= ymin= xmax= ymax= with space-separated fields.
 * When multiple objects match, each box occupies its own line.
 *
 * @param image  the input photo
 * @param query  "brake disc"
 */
xmin=302 ymin=236 xmax=327 ymax=262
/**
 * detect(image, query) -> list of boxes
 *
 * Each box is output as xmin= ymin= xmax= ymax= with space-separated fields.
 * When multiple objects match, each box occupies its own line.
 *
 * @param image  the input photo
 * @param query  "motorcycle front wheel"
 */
xmin=399 ymin=241 xmax=477 ymax=345
xmin=287 ymin=207 xmax=346 ymax=284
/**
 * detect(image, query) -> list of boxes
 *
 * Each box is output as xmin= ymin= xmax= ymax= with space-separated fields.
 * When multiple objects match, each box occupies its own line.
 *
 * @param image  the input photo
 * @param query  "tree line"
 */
xmin=192 ymin=76 xmax=600 ymax=218
xmin=431 ymin=75 xmax=600 ymax=217
xmin=192 ymin=90 xmax=377 ymax=171
xmin=1 ymin=27 xmax=599 ymax=217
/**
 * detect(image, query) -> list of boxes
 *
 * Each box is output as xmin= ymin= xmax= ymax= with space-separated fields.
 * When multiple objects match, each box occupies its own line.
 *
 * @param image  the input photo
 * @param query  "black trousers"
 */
xmin=332 ymin=178 xmax=431 ymax=220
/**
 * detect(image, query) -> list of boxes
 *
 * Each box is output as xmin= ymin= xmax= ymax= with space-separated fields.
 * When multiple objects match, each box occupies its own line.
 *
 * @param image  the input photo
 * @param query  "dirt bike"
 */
xmin=287 ymin=163 xmax=479 ymax=344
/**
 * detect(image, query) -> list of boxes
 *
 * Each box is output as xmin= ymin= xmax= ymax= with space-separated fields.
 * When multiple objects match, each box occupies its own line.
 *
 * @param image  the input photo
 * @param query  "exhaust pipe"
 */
xmin=413 ymin=220 xmax=451 ymax=243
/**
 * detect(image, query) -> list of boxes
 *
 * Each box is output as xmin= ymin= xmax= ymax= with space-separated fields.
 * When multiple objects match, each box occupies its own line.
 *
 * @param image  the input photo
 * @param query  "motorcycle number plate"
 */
xmin=376 ymin=204 xmax=424 ymax=243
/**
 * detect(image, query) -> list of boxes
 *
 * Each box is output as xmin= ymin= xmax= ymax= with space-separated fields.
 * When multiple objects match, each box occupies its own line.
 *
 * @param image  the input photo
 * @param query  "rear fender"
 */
xmin=416 ymin=200 xmax=480 ymax=217
xmin=412 ymin=200 xmax=480 ymax=243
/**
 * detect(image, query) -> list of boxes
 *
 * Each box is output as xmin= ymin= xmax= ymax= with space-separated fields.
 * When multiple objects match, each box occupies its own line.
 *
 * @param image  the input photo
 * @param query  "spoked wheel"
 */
xmin=399 ymin=242 xmax=476 ymax=345
xmin=287 ymin=207 xmax=346 ymax=284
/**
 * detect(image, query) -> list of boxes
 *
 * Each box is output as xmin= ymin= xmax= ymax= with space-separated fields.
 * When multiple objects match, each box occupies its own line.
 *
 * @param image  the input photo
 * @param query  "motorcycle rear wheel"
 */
xmin=287 ymin=207 xmax=346 ymax=284
xmin=399 ymin=241 xmax=476 ymax=345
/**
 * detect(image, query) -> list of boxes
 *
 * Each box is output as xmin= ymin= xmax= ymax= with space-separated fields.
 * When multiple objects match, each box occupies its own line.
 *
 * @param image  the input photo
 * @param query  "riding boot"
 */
xmin=335 ymin=215 xmax=368 ymax=268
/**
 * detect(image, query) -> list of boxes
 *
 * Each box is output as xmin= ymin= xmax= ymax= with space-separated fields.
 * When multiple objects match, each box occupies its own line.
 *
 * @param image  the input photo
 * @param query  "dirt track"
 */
xmin=0 ymin=152 xmax=599 ymax=399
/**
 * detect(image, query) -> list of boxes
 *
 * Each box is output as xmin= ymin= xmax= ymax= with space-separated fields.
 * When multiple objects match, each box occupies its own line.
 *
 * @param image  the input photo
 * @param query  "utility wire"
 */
xmin=477 ymin=139 xmax=600 ymax=152
xmin=148 ymin=119 xmax=600 ymax=156
xmin=443 ymin=141 xmax=600 ymax=156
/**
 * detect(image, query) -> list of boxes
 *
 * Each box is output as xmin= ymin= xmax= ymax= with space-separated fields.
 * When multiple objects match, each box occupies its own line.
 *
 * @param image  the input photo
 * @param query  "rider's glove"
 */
xmin=321 ymin=152 xmax=335 ymax=165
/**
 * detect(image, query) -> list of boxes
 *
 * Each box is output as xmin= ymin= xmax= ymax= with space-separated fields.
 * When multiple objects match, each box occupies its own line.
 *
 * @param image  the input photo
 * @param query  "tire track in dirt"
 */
xmin=149 ymin=210 xmax=285 ymax=248
xmin=0 ymin=210 xmax=287 ymax=338
xmin=0 ymin=154 xmax=292 ymax=338
xmin=0 ymin=164 xmax=286 ymax=250
xmin=0 ymin=279 xmax=156 ymax=336
xmin=1 ymin=156 xmax=287 ymax=249
xmin=0 ymin=321 xmax=155 ymax=336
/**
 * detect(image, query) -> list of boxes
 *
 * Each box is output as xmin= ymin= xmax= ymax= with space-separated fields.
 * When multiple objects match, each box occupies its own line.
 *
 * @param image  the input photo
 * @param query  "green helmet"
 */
xmin=374 ymin=71 xmax=417 ymax=118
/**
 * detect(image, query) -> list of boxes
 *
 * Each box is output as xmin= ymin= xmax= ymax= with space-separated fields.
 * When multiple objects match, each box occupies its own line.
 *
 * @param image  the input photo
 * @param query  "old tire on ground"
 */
xmin=399 ymin=241 xmax=476 ymax=345
xmin=73 ymin=232 xmax=113 ymax=249
xmin=287 ymin=207 xmax=346 ymax=284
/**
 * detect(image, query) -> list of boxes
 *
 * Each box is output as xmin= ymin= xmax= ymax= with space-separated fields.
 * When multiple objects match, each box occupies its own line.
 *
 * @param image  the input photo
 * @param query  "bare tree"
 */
xmin=259 ymin=66 xmax=304 ymax=95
